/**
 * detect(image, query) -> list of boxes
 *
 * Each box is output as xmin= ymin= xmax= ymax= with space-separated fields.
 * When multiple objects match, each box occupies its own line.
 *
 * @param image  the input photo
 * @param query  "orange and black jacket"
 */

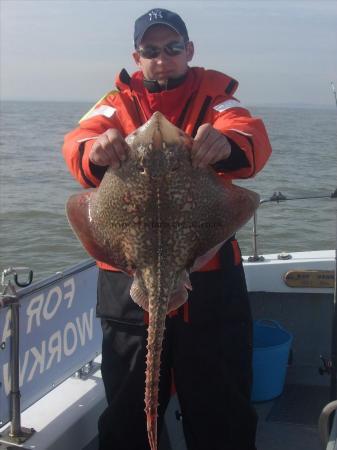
xmin=63 ymin=66 xmax=272 ymax=271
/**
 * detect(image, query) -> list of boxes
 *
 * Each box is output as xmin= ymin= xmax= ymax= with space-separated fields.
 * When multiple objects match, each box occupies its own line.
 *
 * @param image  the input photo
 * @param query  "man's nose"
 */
xmin=155 ymin=50 xmax=170 ymax=62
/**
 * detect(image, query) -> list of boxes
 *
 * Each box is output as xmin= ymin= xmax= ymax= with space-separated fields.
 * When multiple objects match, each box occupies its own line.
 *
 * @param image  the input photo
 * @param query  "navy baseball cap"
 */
xmin=134 ymin=8 xmax=189 ymax=48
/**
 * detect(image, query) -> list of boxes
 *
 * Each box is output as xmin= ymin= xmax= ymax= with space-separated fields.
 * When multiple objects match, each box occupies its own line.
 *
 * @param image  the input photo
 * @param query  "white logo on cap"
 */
xmin=148 ymin=9 xmax=164 ymax=21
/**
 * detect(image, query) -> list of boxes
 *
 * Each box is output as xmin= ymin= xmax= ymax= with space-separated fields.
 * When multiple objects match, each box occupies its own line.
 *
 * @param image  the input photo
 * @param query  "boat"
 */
xmin=1 ymin=197 xmax=336 ymax=450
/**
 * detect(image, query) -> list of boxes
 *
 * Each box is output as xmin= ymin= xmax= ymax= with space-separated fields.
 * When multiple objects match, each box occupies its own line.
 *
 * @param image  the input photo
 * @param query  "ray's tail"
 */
xmin=145 ymin=292 xmax=168 ymax=450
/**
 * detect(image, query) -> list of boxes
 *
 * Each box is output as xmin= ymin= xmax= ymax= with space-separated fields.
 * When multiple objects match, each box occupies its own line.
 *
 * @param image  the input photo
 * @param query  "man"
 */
xmin=63 ymin=8 xmax=272 ymax=450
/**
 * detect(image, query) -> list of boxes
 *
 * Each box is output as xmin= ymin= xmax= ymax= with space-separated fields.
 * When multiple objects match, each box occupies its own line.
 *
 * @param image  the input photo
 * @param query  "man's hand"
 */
xmin=89 ymin=129 xmax=129 ymax=169
xmin=191 ymin=123 xmax=231 ymax=168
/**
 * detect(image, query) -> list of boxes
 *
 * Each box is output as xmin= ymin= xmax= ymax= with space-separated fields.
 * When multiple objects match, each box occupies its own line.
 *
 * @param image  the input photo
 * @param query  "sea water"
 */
xmin=0 ymin=101 xmax=336 ymax=281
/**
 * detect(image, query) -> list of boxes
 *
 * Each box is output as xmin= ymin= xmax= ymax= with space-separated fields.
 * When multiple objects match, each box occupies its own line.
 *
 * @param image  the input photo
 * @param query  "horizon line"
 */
xmin=1 ymin=98 xmax=336 ymax=109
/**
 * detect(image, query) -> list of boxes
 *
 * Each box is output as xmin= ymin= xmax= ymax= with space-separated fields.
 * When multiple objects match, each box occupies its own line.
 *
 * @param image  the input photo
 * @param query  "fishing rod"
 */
xmin=329 ymin=81 xmax=337 ymax=401
xmin=260 ymin=189 xmax=337 ymax=204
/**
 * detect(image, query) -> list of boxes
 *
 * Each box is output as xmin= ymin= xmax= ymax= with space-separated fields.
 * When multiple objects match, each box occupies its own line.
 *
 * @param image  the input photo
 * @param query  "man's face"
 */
xmin=133 ymin=24 xmax=194 ymax=85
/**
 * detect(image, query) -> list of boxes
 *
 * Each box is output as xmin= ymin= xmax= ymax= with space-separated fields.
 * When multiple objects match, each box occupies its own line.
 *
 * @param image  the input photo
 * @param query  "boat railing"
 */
xmin=0 ymin=259 xmax=101 ymax=446
xmin=247 ymin=188 xmax=337 ymax=263
xmin=319 ymin=400 xmax=337 ymax=449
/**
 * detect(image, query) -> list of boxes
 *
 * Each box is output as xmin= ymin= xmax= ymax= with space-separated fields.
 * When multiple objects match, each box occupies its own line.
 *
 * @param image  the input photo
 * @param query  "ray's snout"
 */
xmin=148 ymin=111 xmax=182 ymax=147
xmin=129 ymin=111 xmax=189 ymax=149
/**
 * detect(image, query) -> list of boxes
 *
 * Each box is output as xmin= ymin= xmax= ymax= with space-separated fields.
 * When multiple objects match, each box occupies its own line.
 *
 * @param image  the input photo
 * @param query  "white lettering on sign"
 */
xmin=26 ymin=278 xmax=76 ymax=334
xmin=26 ymin=294 xmax=44 ymax=334
xmin=63 ymin=322 xmax=78 ymax=357
xmin=76 ymin=311 xmax=94 ymax=344
xmin=46 ymin=331 xmax=62 ymax=370
xmin=2 ymin=308 xmax=95 ymax=396
xmin=63 ymin=278 xmax=75 ymax=308
xmin=43 ymin=287 xmax=62 ymax=320
xmin=28 ymin=342 xmax=46 ymax=382
xmin=3 ymin=348 xmax=30 ymax=395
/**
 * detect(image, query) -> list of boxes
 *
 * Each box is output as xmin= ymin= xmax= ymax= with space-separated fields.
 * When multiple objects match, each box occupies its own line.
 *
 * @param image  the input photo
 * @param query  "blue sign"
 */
xmin=0 ymin=260 xmax=101 ymax=427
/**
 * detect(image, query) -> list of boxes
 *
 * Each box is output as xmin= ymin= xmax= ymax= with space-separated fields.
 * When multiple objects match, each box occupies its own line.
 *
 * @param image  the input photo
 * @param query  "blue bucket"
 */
xmin=252 ymin=320 xmax=293 ymax=402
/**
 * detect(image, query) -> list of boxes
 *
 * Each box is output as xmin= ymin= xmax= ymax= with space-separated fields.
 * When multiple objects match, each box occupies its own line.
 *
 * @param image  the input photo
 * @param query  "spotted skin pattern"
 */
xmin=66 ymin=112 xmax=260 ymax=450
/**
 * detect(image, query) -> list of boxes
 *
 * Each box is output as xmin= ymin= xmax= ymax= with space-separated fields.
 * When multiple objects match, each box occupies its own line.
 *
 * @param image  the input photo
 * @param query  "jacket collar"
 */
xmin=142 ymin=72 xmax=188 ymax=93
xmin=116 ymin=68 xmax=190 ymax=93
xmin=115 ymin=67 xmax=239 ymax=98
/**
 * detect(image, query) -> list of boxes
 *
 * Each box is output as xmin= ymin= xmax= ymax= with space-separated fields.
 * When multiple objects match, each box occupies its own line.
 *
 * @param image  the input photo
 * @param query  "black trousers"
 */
xmin=97 ymin=249 xmax=257 ymax=450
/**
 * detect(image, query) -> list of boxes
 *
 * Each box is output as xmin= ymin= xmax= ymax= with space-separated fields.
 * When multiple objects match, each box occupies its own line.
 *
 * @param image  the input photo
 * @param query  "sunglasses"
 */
xmin=137 ymin=41 xmax=186 ymax=59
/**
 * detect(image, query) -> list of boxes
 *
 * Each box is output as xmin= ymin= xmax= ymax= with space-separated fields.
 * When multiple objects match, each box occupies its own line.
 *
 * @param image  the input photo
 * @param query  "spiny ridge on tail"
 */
xmin=144 ymin=297 xmax=168 ymax=450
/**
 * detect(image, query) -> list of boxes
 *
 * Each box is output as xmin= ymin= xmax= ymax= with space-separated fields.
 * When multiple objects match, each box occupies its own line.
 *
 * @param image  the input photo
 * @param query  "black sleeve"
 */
xmin=89 ymin=160 xmax=108 ymax=181
xmin=212 ymin=138 xmax=250 ymax=172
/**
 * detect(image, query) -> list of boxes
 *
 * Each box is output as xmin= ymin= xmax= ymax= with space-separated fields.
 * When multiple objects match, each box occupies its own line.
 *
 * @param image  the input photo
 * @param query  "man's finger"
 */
xmin=191 ymin=145 xmax=208 ymax=168
xmin=196 ymin=139 xmax=223 ymax=168
xmin=90 ymin=147 xmax=110 ymax=166
xmin=90 ymin=136 xmax=111 ymax=165
xmin=106 ymin=130 xmax=129 ymax=162
xmin=192 ymin=132 xmax=221 ymax=167
xmin=94 ymin=134 xmax=110 ymax=151
xmin=192 ymin=124 xmax=211 ymax=152
xmin=111 ymin=141 xmax=125 ymax=162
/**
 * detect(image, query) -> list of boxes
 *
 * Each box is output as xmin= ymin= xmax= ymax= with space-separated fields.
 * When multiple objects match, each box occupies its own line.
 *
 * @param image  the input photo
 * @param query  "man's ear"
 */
xmin=133 ymin=51 xmax=141 ymax=66
xmin=186 ymin=41 xmax=194 ymax=62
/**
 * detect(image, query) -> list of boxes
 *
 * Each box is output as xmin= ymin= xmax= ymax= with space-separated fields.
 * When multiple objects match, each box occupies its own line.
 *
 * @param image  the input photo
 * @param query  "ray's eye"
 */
xmin=137 ymin=164 xmax=145 ymax=173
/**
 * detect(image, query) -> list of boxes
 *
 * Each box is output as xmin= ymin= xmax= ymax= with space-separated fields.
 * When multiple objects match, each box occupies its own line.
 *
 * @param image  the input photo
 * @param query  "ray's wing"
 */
xmin=190 ymin=183 xmax=260 ymax=272
xmin=66 ymin=190 xmax=132 ymax=275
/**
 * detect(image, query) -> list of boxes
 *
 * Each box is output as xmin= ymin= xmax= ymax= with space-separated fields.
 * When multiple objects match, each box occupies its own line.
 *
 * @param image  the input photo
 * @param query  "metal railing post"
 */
xmin=0 ymin=267 xmax=35 ymax=445
xmin=248 ymin=210 xmax=265 ymax=262
xmin=9 ymin=301 xmax=22 ymax=438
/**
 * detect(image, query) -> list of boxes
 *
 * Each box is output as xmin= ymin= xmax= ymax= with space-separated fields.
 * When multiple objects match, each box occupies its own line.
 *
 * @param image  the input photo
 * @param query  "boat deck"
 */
xmin=1 ymin=252 xmax=335 ymax=450
xmin=255 ymin=383 xmax=327 ymax=450
xmin=256 ymin=403 xmax=321 ymax=450
xmin=41 ymin=371 xmax=329 ymax=450
xmin=158 ymin=370 xmax=329 ymax=450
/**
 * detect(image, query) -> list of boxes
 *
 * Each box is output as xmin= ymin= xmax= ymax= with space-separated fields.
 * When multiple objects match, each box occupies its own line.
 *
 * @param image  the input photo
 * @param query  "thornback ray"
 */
xmin=66 ymin=111 xmax=260 ymax=450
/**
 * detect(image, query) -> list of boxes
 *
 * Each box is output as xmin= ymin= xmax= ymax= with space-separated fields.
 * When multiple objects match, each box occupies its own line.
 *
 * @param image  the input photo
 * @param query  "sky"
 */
xmin=1 ymin=0 xmax=337 ymax=106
